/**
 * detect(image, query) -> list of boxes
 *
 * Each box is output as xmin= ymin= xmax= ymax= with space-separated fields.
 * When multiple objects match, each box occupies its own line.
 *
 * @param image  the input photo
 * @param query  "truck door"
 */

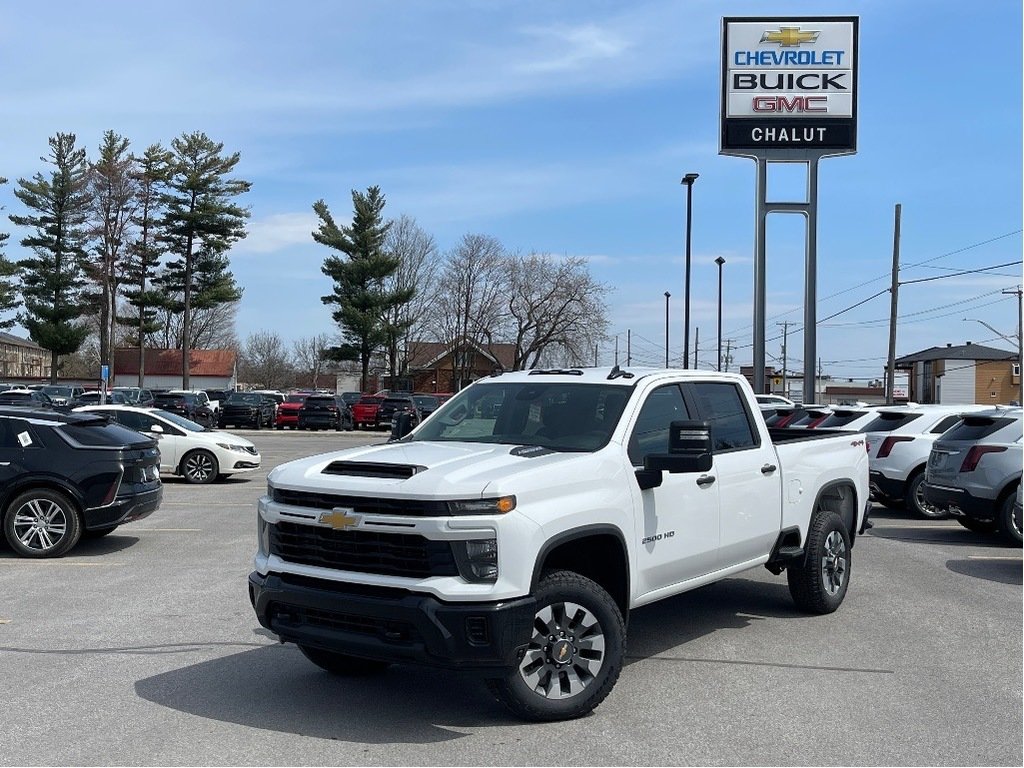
xmin=627 ymin=383 xmax=720 ymax=595
xmin=686 ymin=381 xmax=783 ymax=569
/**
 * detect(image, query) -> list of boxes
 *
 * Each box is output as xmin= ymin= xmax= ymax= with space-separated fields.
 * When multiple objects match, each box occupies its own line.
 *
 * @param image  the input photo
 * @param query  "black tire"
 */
xmin=787 ymin=511 xmax=851 ymax=614
xmin=297 ymin=645 xmax=390 ymax=676
xmin=82 ymin=526 xmax=118 ymax=539
xmin=906 ymin=472 xmax=947 ymax=519
xmin=276 ymin=423 xmax=284 ymax=430
xmin=956 ymin=517 xmax=998 ymax=534
xmin=997 ymin=491 xmax=1022 ymax=546
xmin=181 ymin=450 xmax=219 ymax=485
xmin=486 ymin=570 xmax=625 ymax=722
xmin=3 ymin=488 xmax=82 ymax=558
xmin=253 ymin=414 xmax=263 ymax=430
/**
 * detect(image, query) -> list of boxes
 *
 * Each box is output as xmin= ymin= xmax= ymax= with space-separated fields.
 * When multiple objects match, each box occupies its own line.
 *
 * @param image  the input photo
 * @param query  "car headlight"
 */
xmin=453 ymin=538 xmax=498 ymax=583
xmin=447 ymin=496 xmax=516 ymax=515
xmin=216 ymin=442 xmax=249 ymax=453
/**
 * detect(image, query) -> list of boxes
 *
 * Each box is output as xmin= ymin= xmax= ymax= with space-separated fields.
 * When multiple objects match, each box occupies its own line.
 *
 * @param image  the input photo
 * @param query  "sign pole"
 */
xmin=802 ymin=156 xmax=819 ymax=405
xmin=753 ymin=157 xmax=768 ymax=394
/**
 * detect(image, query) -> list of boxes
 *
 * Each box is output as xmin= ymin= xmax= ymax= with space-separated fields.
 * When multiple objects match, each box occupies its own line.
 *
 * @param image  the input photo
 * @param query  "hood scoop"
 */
xmin=509 ymin=445 xmax=556 ymax=458
xmin=322 ymin=461 xmax=426 ymax=479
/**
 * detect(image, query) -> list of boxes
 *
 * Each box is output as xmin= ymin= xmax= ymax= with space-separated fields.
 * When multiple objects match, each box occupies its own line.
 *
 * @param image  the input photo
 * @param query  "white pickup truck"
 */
xmin=249 ymin=368 xmax=870 ymax=721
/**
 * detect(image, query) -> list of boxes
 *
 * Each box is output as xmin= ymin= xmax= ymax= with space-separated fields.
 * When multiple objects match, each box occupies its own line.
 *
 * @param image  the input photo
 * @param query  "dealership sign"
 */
xmin=721 ymin=16 xmax=858 ymax=156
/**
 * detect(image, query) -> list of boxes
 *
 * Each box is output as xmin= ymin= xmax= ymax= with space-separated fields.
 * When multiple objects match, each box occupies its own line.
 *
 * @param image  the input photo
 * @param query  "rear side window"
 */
xmin=689 ymin=382 xmax=759 ymax=452
xmin=942 ymin=416 xmax=1019 ymax=442
xmin=863 ymin=412 xmax=922 ymax=433
xmin=929 ymin=415 xmax=963 ymax=434
xmin=817 ymin=410 xmax=864 ymax=428
xmin=0 ymin=418 xmax=41 ymax=449
xmin=58 ymin=421 xmax=151 ymax=447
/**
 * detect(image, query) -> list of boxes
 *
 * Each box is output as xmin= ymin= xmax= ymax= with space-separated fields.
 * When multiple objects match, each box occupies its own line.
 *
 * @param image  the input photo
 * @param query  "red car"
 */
xmin=275 ymin=392 xmax=311 ymax=430
xmin=351 ymin=395 xmax=385 ymax=430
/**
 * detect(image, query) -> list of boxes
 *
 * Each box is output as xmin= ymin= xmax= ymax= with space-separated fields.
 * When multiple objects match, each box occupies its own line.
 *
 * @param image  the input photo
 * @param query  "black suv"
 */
xmin=376 ymin=394 xmax=421 ymax=430
xmin=152 ymin=392 xmax=215 ymax=427
xmin=0 ymin=407 xmax=163 ymax=557
xmin=219 ymin=392 xmax=277 ymax=429
xmin=297 ymin=395 xmax=353 ymax=431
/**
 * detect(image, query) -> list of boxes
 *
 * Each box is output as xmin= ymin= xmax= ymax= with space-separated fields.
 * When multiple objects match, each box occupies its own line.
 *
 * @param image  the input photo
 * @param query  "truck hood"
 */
xmin=269 ymin=440 xmax=591 ymax=499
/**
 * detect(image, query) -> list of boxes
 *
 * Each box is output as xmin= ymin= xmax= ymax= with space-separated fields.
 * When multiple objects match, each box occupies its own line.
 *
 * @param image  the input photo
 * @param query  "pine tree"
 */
xmin=9 ymin=133 xmax=92 ymax=382
xmin=314 ymin=186 xmax=412 ymax=392
xmin=158 ymin=132 xmax=250 ymax=388
xmin=120 ymin=143 xmax=172 ymax=385
xmin=0 ymin=176 xmax=20 ymax=330
xmin=85 ymin=130 xmax=138 ymax=374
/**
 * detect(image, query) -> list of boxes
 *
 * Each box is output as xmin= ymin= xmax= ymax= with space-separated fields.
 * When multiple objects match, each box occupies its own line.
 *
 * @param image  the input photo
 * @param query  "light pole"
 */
xmin=664 ymin=291 xmax=671 ymax=367
xmin=681 ymin=172 xmax=699 ymax=369
xmin=715 ymin=256 xmax=725 ymax=371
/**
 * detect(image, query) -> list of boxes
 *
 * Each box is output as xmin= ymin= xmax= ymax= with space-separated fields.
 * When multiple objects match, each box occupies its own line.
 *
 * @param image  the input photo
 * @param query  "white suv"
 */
xmin=865 ymin=404 xmax=990 ymax=518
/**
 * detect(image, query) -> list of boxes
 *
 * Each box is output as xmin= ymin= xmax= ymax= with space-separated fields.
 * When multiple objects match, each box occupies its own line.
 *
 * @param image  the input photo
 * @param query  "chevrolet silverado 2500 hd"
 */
xmin=250 ymin=368 xmax=870 ymax=721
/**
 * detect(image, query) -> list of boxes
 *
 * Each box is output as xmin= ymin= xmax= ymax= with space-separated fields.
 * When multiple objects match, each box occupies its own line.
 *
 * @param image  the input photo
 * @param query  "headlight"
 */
xmin=447 ymin=496 xmax=516 ymax=515
xmin=453 ymin=538 xmax=498 ymax=583
xmin=216 ymin=442 xmax=249 ymax=453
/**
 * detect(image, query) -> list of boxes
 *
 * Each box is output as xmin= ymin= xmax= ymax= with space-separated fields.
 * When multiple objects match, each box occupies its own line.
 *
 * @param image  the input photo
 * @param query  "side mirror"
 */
xmin=150 ymin=424 xmax=164 ymax=435
xmin=391 ymin=411 xmax=415 ymax=440
xmin=644 ymin=420 xmax=714 ymax=474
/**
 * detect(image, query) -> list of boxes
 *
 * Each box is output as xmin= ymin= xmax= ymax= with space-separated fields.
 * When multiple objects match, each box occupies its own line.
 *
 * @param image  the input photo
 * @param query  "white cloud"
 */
xmin=234 ymin=212 xmax=320 ymax=255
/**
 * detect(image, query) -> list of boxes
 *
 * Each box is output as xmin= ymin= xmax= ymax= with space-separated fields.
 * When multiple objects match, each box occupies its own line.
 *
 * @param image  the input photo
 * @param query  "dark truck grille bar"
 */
xmin=270 ymin=521 xmax=458 ymax=578
xmin=272 ymin=488 xmax=450 ymax=516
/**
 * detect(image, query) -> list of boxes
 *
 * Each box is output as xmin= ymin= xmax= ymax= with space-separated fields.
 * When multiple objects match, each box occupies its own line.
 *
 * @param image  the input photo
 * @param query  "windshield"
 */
xmin=227 ymin=393 xmax=262 ymax=405
xmin=154 ymin=409 xmax=207 ymax=432
xmin=42 ymin=386 xmax=73 ymax=397
xmin=285 ymin=394 xmax=307 ymax=404
xmin=409 ymin=382 xmax=632 ymax=452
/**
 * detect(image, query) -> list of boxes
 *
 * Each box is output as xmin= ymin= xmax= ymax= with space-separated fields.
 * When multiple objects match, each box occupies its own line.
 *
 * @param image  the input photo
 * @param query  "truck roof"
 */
xmin=476 ymin=366 xmax=749 ymax=386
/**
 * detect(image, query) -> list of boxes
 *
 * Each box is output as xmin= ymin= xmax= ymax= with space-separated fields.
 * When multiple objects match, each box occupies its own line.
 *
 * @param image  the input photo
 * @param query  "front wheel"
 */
xmin=998 ymin=491 xmax=1022 ymax=546
xmin=787 ymin=511 xmax=851 ymax=614
xmin=3 ymin=489 xmax=82 ymax=558
xmin=297 ymin=645 xmax=390 ymax=676
xmin=906 ymin=473 xmax=947 ymax=519
xmin=486 ymin=570 xmax=625 ymax=722
xmin=181 ymin=450 xmax=219 ymax=485
xmin=253 ymin=414 xmax=263 ymax=430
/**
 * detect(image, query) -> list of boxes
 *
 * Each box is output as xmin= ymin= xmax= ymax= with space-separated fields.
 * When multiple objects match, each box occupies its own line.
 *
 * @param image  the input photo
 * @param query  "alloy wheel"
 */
xmin=518 ymin=601 xmax=606 ymax=700
xmin=820 ymin=530 xmax=847 ymax=595
xmin=184 ymin=452 xmax=216 ymax=483
xmin=13 ymin=498 xmax=68 ymax=552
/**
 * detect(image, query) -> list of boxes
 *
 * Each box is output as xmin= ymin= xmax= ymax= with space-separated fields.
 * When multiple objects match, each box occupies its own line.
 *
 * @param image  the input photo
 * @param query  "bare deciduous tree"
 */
xmin=292 ymin=333 xmax=332 ymax=389
xmin=382 ymin=215 xmax=440 ymax=378
xmin=153 ymin=299 xmax=238 ymax=351
xmin=239 ymin=330 xmax=293 ymax=390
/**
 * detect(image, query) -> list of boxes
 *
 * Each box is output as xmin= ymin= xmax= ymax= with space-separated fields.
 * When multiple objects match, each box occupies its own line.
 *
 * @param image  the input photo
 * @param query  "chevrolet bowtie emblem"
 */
xmin=319 ymin=509 xmax=360 ymax=530
xmin=558 ymin=645 xmax=569 ymax=661
xmin=761 ymin=27 xmax=819 ymax=47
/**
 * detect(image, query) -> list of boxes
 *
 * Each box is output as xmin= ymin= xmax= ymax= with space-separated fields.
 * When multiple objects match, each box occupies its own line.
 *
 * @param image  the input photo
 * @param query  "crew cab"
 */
xmin=249 ymin=368 xmax=869 ymax=721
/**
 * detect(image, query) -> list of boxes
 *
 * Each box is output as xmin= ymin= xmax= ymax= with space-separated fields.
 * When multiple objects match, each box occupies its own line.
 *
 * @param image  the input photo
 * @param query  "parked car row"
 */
xmin=764 ymin=401 xmax=1021 ymax=545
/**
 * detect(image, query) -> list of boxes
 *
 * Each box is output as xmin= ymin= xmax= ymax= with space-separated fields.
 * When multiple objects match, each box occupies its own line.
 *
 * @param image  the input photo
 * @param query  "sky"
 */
xmin=0 ymin=0 xmax=1021 ymax=382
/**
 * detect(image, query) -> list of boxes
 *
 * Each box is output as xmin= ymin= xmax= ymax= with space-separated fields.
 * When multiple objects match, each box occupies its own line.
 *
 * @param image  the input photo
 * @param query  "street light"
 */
xmin=664 ymin=291 xmax=671 ymax=368
xmin=681 ymin=172 xmax=699 ymax=369
xmin=715 ymin=256 xmax=726 ymax=371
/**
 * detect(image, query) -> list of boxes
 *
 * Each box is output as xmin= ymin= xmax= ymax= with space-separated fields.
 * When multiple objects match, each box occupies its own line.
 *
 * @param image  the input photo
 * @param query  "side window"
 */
xmin=0 ymin=418 xmax=40 ymax=449
xmin=930 ymin=415 xmax=961 ymax=434
xmin=627 ymin=385 xmax=690 ymax=466
xmin=689 ymin=382 xmax=759 ymax=452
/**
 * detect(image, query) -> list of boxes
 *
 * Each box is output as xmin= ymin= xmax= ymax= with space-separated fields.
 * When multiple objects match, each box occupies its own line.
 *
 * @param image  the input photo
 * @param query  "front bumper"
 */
xmin=249 ymin=571 xmax=536 ymax=672
xmin=83 ymin=485 xmax=163 ymax=531
xmin=923 ymin=483 xmax=997 ymax=521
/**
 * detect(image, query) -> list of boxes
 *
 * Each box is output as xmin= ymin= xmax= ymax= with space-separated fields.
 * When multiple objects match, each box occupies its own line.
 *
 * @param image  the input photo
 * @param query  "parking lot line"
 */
xmin=633 ymin=655 xmax=894 ymax=674
xmin=133 ymin=528 xmax=203 ymax=532
xmin=966 ymin=555 xmax=1022 ymax=561
xmin=0 ymin=561 xmax=120 ymax=566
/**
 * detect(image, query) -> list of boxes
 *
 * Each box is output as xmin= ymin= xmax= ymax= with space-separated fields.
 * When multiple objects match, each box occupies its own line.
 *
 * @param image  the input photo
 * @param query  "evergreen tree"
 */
xmin=0 ymin=176 xmax=20 ymax=330
xmin=120 ymin=143 xmax=172 ymax=385
xmin=85 ymin=130 xmax=137 ymax=373
xmin=313 ymin=186 xmax=411 ymax=392
xmin=158 ymin=131 xmax=250 ymax=387
xmin=9 ymin=133 xmax=92 ymax=382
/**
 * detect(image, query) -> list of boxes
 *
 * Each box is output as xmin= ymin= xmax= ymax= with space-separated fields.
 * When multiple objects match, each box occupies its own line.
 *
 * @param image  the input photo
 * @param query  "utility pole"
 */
xmin=614 ymin=335 xmax=619 ymax=366
xmin=627 ymin=329 xmax=631 ymax=366
xmin=724 ymin=339 xmax=733 ymax=372
xmin=817 ymin=357 xmax=824 ymax=403
xmin=594 ymin=343 xmax=598 ymax=367
xmin=776 ymin=321 xmax=790 ymax=397
xmin=886 ymin=203 xmax=902 ymax=405
xmin=1003 ymin=285 xmax=1023 ymax=402
xmin=694 ymin=327 xmax=700 ymax=369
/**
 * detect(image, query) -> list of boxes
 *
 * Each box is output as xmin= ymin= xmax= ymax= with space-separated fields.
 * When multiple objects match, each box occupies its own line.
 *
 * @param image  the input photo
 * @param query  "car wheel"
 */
xmin=335 ymin=416 xmax=343 ymax=432
xmin=298 ymin=645 xmax=390 ymax=676
xmin=906 ymin=472 xmax=947 ymax=519
xmin=486 ymin=570 xmax=625 ymax=722
xmin=82 ymin=526 xmax=118 ymax=539
xmin=956 ymin=517 xmax=998 ymax=534
xmin=253 ymin=414 xmax=262 ymax=430
xmin=787 ymin=511 xmax=851 ymax=614
xmin=276 ymin=423 xmax=284 ymax=430
xmin=998 ymin=492 xmax=1022 ymax=546
xmin=3 ymin=489 xmax=82 ymax=558
xmin=181 ymin=450 xmax=219 ymax=485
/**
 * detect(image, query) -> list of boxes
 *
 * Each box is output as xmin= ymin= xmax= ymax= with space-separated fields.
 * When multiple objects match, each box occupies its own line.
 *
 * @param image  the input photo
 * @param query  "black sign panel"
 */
xmin=723 ymin=118 xmax=855 ymax=150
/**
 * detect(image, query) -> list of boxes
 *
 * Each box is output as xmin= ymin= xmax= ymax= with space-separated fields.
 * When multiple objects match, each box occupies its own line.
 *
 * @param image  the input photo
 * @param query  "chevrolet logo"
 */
xmin=319 ymin=509 xmax=360 ymax=530
xmin=761 ymin=27 xmax=819 ymax=47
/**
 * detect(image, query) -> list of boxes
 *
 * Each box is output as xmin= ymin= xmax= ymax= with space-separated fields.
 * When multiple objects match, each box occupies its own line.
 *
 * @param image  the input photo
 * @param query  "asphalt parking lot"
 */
xmin=0 ymin=429 xmax=1020 ymax=766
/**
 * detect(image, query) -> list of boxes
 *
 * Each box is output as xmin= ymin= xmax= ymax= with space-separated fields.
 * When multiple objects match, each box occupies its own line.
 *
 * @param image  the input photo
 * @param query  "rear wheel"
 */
xmin=253 ymin=414 xmax=263 ymax=430
xmin=298 ymin=645 xmax=390 ymax=675
xmin=181 ymin=450 xmax=219 ymax=485
xmin=906 ymin=472 xmax=947 ymax=519
xmin=998 ymin=491 xmax=1022 ymax=546
xmin=486 ymin=570 xmax=625 ymax=721
xmin=787 ymin=511 xmax=850 ymax=614
xmin=3 ymin=489 xmax=82 ymax=558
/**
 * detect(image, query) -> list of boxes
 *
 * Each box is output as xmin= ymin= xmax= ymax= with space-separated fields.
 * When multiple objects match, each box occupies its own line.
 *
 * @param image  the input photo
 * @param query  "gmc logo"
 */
xmin=752 ymin=96 xmax=827 ymax=113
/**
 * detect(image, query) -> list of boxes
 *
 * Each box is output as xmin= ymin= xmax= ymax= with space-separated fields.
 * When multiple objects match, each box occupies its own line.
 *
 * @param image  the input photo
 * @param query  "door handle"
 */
xmin=761 ymin=464 xmax=778 ymax=475
xmin=696 ymin=474 xmax=716 ymax=488
xmin=0 ymin=461 xmax=9 ymax=466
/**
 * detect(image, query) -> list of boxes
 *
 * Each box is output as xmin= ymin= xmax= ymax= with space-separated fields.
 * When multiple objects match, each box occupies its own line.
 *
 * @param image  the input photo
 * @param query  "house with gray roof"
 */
xmin=894 ymin=342 xmax=1019 ymax=404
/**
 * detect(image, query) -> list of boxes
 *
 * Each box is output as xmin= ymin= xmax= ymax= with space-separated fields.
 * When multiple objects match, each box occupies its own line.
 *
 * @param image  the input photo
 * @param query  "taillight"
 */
xmin=877 ymin=436 xmax=914 ymax=458
xmin=959 ymin=445 xmax=1007 ymax=472
xmin=807 ymin=415 xmax=828 ymax=429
